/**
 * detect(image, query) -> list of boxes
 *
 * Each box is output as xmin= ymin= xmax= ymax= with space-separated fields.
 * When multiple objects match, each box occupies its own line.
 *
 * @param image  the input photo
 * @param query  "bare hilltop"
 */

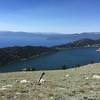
xmin=0 ymin=63 xmax=100 ymax=100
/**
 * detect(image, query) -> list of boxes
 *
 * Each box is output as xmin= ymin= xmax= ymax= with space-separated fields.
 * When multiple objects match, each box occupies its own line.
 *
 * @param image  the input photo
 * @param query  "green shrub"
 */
xmin=62 ymin=65 xmax=67 ymax=70
xmin=90 ymin=60 xmax=94 ymax=64
xmin=75 ymin=64 xmax=81 ymax=68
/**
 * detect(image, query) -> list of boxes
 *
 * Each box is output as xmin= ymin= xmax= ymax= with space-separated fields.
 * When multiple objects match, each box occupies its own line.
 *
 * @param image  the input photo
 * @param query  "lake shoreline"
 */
xmin=0 ymin=47 xmax=100 ymax=72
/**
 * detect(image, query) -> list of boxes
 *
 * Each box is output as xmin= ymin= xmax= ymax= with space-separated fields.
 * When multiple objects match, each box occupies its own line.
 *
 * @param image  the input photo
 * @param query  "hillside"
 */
xmin=54 ymin=39 xmax=100 ymax=48
xmin=0 ymin=46 xmax=57 ymax=66
xmin=0 ymin=63 xmax=100 ymax=100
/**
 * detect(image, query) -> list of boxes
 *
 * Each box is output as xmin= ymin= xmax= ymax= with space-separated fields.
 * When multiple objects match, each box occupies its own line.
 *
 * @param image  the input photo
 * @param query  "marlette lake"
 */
xmin=0 ymin=47 xmax=100 ymax=72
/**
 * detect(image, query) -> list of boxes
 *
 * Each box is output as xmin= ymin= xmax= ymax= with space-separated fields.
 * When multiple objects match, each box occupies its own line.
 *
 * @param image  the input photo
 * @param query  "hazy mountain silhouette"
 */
xmin=0 ymin=31 xmax=100 ymax=47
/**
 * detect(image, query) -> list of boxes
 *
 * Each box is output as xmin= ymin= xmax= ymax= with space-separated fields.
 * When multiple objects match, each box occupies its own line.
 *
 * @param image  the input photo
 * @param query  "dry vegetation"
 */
xmin=0 ymin=63 xmax=100 ymax=100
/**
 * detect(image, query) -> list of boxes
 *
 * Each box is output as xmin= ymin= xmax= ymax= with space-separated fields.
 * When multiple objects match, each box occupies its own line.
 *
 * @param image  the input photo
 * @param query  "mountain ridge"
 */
xmin=1 ymin=31 xmax=100 ymax=47
xmin=54 ymin=38 xmax=100 ymax=48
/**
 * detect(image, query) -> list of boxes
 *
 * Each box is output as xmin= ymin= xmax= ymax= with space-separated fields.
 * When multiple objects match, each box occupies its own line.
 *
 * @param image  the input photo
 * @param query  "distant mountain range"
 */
xmin=1 ymin=31 xmax=100 ymax=47
xmin=1 ymin=31 xmax=100 ymax=40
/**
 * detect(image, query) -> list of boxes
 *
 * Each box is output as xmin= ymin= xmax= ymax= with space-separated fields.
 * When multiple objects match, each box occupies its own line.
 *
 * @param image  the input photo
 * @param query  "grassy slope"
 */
xmin=0 ymin=63 xmax=100 ymax=100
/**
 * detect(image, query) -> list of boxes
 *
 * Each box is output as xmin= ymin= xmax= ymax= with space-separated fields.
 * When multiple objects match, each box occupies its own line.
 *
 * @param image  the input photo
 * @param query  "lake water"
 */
xmin=0 ymin=36 xmax=70 ymax=47
xmin=0 ymin=47 xmax=100 ymax=72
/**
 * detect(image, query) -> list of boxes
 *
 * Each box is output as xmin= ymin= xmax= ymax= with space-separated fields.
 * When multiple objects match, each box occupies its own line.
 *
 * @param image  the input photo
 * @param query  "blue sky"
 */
xmin=0 ymin=0 xmax=100 ymax=33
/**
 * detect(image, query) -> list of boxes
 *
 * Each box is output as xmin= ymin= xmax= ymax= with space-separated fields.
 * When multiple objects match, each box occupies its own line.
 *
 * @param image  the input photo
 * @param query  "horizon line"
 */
xmin=0 ymin=30 xmax=100 ymax=35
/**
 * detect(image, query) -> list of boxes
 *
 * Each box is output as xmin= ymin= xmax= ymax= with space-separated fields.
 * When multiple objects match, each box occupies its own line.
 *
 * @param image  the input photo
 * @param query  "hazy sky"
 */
xmin=0 ymin=0 xmax=100 ymax=33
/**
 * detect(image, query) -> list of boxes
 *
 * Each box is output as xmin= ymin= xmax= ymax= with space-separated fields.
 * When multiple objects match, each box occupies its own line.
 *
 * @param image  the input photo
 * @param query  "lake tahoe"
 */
xmin=0 ymin=0 xmax=100 ymax=99
xmin=0 ymin=34 xmax=70 ymax=47
xmin=0 ymin=47 xmax=100 ymax=72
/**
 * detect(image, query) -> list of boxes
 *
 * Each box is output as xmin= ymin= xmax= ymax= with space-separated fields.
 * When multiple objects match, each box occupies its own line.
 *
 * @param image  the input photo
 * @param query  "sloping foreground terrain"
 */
xmin=0 ymin=63 xmax=100 ymax=100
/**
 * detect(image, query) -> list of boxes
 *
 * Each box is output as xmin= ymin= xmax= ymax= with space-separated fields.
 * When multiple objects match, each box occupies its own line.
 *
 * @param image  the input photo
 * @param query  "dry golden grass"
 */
xmin=0 ymin=63 xmax=100 ymax=100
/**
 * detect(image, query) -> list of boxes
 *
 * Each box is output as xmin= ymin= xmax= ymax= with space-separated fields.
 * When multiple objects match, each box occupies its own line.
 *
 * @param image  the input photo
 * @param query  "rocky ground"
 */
xmin=0 ymin=63 xmax=100 ymax=100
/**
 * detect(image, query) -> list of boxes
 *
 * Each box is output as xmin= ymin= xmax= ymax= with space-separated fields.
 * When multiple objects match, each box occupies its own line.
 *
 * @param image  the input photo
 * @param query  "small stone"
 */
xmin=20 ymin=80 xmax=29 ymax=83
xmin=65 ymin=74 xmax=69 ymax=77
xmin=0 ymin=87 xmax=7 ymax=90
xmin=93 ymin=75 xmax=100 ymax=79
xmin=39 ymin=79 xmax=46 ymax=84
xmin=2 ymin=84 xmax=12 ymax=88
xmin=85 ymin=77 xmax=89 ymax=79
xmin=16 ymin=92 xmax=21 ymax=95
xmin=50 ymin=97 xmax=54 ymax=99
